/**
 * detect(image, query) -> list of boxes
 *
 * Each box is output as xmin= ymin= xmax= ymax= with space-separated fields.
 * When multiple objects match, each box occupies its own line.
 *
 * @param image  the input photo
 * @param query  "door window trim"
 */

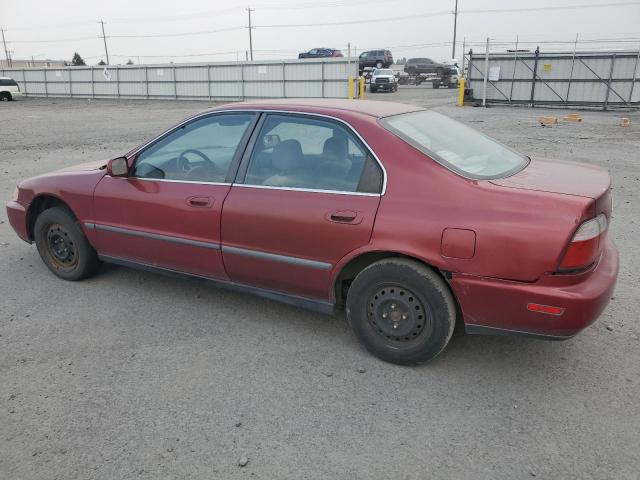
xmin=235 ymin=111 xmax=386 ymax=196
xmin=124 ymin=109 xmax=387 ymax=194
xmin=125 ymin=111 xmax=260 ymax=186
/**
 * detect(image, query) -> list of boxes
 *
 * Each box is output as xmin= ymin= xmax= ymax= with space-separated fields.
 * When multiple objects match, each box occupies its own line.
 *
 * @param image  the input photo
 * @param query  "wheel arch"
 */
xmin=333 ymin=250 xmax=453 ymax=302
xmin=26 ymin=194 xmax=77 ymax=241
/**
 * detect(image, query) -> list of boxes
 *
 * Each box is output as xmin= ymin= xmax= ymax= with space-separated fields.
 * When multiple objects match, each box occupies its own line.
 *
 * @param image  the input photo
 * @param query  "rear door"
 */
xmin=221 ymin=113 xmax=384 ymax=300
xmin=92 ymin=112 xmax=257 ymax=279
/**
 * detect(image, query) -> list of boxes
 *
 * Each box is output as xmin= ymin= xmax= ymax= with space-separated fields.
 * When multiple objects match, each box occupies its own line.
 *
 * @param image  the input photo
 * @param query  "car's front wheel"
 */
xmin=0 ymin=92 xmax=12 ymax=101
xmin=34 ymin=206 xmax=100 ymax=281
xmin=346 ymin=258 xmax=456 ymax=365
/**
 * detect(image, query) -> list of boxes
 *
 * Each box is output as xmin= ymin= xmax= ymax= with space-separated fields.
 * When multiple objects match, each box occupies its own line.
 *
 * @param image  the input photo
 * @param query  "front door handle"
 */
xmin=186 ymin=196 xmax=213 ymax=208
xmin=326 ymin=210 xmax=363 ymax=225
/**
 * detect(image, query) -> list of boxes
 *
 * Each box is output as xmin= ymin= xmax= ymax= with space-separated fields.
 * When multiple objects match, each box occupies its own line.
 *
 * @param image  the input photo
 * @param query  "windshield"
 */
xmin=380 ymin=110 xmax=528 ymax=179
xmin=374 ymin=69 xmax=393 ymax=76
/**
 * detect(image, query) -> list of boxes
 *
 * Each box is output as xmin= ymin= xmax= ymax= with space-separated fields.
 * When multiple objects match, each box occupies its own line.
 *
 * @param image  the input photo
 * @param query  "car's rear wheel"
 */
xmin=34 ymin=206 xmax=100 ymax=281
xmin=346 ymin=258 xmax=456 ymax=365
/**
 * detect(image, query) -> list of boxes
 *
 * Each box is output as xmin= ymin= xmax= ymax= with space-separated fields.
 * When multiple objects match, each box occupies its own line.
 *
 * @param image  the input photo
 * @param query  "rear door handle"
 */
xmin=186 ymin=196 xmax=214 ymax=208
xmin=325 ymin=210 xmax=363 ymax=225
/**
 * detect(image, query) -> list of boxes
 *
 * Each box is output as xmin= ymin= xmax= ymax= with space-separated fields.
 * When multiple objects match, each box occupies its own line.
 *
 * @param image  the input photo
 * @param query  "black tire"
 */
xmin=407 ymin=67 xmax=417 ymax=76
xmin=346 ymin=258 xmax=456 ymax=365
xmin=34 ymin=206 xmax=100 ymax=281
xmin=370 ymin=86 xmax=377 ymax=93
xmin=376 ymin=61 xmax=383 ymax=69
xmin=432 ymin=81 xmax=440 ymax=89
xmin=0 ymin=92 xmax=11 ymax=101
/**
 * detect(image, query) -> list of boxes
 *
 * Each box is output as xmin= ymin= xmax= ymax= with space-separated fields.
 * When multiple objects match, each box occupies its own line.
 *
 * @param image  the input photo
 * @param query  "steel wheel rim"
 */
xmin=45 ymin=223 xmax=78 ymax=269
xmin=367 ymin=284 xmax=432 ymax=343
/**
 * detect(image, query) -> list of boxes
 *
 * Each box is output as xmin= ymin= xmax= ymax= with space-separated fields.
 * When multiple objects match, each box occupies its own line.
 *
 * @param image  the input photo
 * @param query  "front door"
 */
xmin=91 ymin=112 xmax=257 ymax=279
xmin=221 ymin=113 xmax=384 ymax=300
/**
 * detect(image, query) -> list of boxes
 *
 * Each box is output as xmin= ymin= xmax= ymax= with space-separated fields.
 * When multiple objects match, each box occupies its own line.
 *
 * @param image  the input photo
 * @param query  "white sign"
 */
xmin=488 ymin=65 xmax=501 ymax=81
xmin=102 ymin=68 xmax=112 ymax=81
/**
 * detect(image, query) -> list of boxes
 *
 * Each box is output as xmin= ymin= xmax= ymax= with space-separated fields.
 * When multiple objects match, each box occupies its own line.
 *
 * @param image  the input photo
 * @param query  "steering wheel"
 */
xmin=176 ymin=149 xmax=215 ymax=174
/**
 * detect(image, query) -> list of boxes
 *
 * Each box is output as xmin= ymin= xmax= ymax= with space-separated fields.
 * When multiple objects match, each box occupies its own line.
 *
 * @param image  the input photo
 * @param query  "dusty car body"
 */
xmin=7 ymin=99 xmax=618 ymax=364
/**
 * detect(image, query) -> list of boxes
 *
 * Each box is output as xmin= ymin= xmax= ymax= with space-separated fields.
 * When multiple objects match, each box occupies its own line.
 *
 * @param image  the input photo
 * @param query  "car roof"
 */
xmin=212 ymin=99 xmax=423 ymax=119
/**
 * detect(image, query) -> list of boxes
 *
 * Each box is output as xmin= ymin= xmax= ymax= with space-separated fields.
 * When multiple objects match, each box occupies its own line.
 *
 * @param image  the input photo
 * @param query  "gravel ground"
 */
xmin=1 ymin=88 xmax=639 ymax=480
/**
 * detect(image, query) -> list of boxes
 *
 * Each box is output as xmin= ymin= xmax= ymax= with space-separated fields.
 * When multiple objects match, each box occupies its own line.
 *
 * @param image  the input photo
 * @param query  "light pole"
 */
xmin=98 ymin=19 xmax=110 ymax=65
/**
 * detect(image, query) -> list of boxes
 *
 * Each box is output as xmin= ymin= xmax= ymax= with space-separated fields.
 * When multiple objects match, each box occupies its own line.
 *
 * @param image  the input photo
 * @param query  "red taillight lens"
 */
xmin=559 ymin=214 xmax=608 ymax=270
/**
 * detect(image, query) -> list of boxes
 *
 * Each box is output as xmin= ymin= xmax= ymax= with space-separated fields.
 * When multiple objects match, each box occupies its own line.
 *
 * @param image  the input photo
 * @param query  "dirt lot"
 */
xmin=1 ymin=87 xmax=639 ymax=480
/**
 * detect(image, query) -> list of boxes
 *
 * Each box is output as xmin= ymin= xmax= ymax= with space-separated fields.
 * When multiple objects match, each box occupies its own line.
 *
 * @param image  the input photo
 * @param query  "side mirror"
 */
xmin=107 ymin=156 xmax=129 ymax=177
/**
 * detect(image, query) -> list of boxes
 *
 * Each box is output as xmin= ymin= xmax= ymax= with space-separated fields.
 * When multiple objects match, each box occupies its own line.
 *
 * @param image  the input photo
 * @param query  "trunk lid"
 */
xmin=491 ymin=158 xmax=610 ymax=200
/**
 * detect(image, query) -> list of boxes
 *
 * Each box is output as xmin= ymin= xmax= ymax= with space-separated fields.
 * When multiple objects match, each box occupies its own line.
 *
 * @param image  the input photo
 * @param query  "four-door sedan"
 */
xmin=6 ymin=99 xmax=618 ymax=364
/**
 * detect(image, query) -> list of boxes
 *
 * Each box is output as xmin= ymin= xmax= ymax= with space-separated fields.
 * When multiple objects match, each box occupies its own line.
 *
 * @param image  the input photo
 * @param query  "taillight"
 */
xmin=559 ymin=214 xmax=608 ymax=271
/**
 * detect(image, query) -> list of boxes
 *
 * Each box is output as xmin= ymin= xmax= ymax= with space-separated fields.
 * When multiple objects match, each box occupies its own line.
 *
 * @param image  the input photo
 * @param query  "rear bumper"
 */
xmin=6 ymin=200 xmax=31 ymax=243
xmin=451 ymin=236 xmax=619 ymax=338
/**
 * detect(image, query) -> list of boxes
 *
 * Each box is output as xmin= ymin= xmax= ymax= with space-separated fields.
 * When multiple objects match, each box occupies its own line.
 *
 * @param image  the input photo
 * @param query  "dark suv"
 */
xmin=298 ymin=48 xmax=343 ymax=59
xmin=359 ymin=50 xmax=393 ymax=71
xmin=404 ymin=58 xmax=448 ymax=76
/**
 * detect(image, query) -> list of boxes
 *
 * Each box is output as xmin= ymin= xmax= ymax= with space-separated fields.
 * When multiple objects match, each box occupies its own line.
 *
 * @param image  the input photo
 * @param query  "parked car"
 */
xmin=359 ymin=50 xmax=393 ymax=71
xmin=404 ymin=58 xmax=448 ymax=76
xmin=6 ymin=99 xmax=618 ymax=365
xmin=298 ymin=48 xmax=343 ymax=59
xmin=0 ymin=77 xmax=22 ymax=101
xmin=369 ymin=69 xmax=398 ymax=93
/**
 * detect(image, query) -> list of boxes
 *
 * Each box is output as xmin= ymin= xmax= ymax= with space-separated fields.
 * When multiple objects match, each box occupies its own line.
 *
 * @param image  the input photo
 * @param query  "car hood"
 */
xmin=53 ymin=159 xmax=107 ymax=174
xmin=490 ymin=157 xmax=610 ymax=199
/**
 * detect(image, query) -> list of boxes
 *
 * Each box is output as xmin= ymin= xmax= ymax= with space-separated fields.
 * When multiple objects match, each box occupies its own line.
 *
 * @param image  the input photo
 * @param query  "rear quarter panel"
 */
xmin=333 ymin=114 xmax=592 ymax=283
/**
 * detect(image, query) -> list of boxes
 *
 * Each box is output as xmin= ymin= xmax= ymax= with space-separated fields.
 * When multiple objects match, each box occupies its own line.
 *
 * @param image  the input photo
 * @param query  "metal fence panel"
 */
xmin=0 ymin=58 xmax=358 ymax=101
xmin=467 ymin=50 xmax=640 ymax=108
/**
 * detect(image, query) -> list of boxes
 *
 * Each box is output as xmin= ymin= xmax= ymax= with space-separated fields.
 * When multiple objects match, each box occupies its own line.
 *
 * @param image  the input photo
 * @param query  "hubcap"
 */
xmin=367 ymin=285 xmax=430 ymax=342
xmin=46 ymin=224 xmax=77 ymax=268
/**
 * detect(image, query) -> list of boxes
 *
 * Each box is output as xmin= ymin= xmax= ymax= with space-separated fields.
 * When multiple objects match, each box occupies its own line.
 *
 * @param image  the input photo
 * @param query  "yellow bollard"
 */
xmin=458 ymin=77 xmax=465 ymax=107
xmin=359 ymin=76 xmax=365 ymax=99
xmin=348 ymin=76 xmax=354 ymax=100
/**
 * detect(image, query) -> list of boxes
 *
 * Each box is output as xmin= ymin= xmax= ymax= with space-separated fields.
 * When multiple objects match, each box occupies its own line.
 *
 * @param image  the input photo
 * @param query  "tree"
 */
xmin=97 ymin=59 xmax=106 ymax=66
xmin=71 ymin=52 xmax=86 ymax=66
xmin=126 ymin=59 xmax=134 ymax=65
xmin=395 ymin=57 xmax=407 ymax=65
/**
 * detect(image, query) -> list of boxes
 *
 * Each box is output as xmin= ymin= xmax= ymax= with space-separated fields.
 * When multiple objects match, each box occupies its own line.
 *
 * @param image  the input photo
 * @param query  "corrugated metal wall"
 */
xmin=465 ymin=50 xmax=640 ymax=108
xmin=0 ymin=58 xmax=358 ymax=100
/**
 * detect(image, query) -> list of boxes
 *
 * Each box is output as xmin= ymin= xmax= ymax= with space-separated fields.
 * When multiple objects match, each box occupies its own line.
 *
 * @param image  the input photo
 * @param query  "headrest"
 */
xmin=323 ymin=136 xmax=348 ymax=161
xmin=272 ymin=139 xmax=303 ymax=170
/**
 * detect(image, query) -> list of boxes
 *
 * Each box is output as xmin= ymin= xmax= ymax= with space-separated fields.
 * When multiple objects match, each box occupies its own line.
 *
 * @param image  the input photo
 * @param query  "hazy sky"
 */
xmin=2 ymin=0 xmax=639 ymax=65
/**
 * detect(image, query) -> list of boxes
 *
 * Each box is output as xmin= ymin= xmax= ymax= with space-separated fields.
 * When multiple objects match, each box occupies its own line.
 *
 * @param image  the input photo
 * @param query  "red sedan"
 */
xmin=6 ymin=99 xmax=618 ymax=364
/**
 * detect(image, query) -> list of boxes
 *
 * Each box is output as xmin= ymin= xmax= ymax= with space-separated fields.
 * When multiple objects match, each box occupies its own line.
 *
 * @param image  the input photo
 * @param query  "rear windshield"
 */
xmin=380 ymin=111 xmax=528 ymax=179
xmin=0 ymin=78 xmax=18 ymax=87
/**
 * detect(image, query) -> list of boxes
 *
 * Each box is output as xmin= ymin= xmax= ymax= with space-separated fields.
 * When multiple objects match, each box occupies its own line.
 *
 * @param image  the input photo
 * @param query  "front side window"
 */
xmin=244 ymin=114 xmax=382 ymax=194
xmin=133 ymin=113 xmax=254 ymax=182
xmin=380 ymin=110 xmax=528 ymax=179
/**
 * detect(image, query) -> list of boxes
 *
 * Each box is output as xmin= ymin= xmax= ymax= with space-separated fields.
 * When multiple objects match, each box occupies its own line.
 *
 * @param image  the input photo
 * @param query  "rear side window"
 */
xmin=380 ymin=110 xmax=528 ymax=180
xmin=244 ymin=114 xmax=382 ymax=194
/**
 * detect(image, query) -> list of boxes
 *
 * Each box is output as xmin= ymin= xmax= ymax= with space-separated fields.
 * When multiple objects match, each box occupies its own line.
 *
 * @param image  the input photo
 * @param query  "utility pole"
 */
xmin=451 ymin=0 xmax=459 ymax=59
xmin=246 ymin=6 xmax=254 ymax=61
xmin=98 ymin=19 xmax=110 ymax=65
xmin=1 ymin=27 xmax=11 ymax=68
